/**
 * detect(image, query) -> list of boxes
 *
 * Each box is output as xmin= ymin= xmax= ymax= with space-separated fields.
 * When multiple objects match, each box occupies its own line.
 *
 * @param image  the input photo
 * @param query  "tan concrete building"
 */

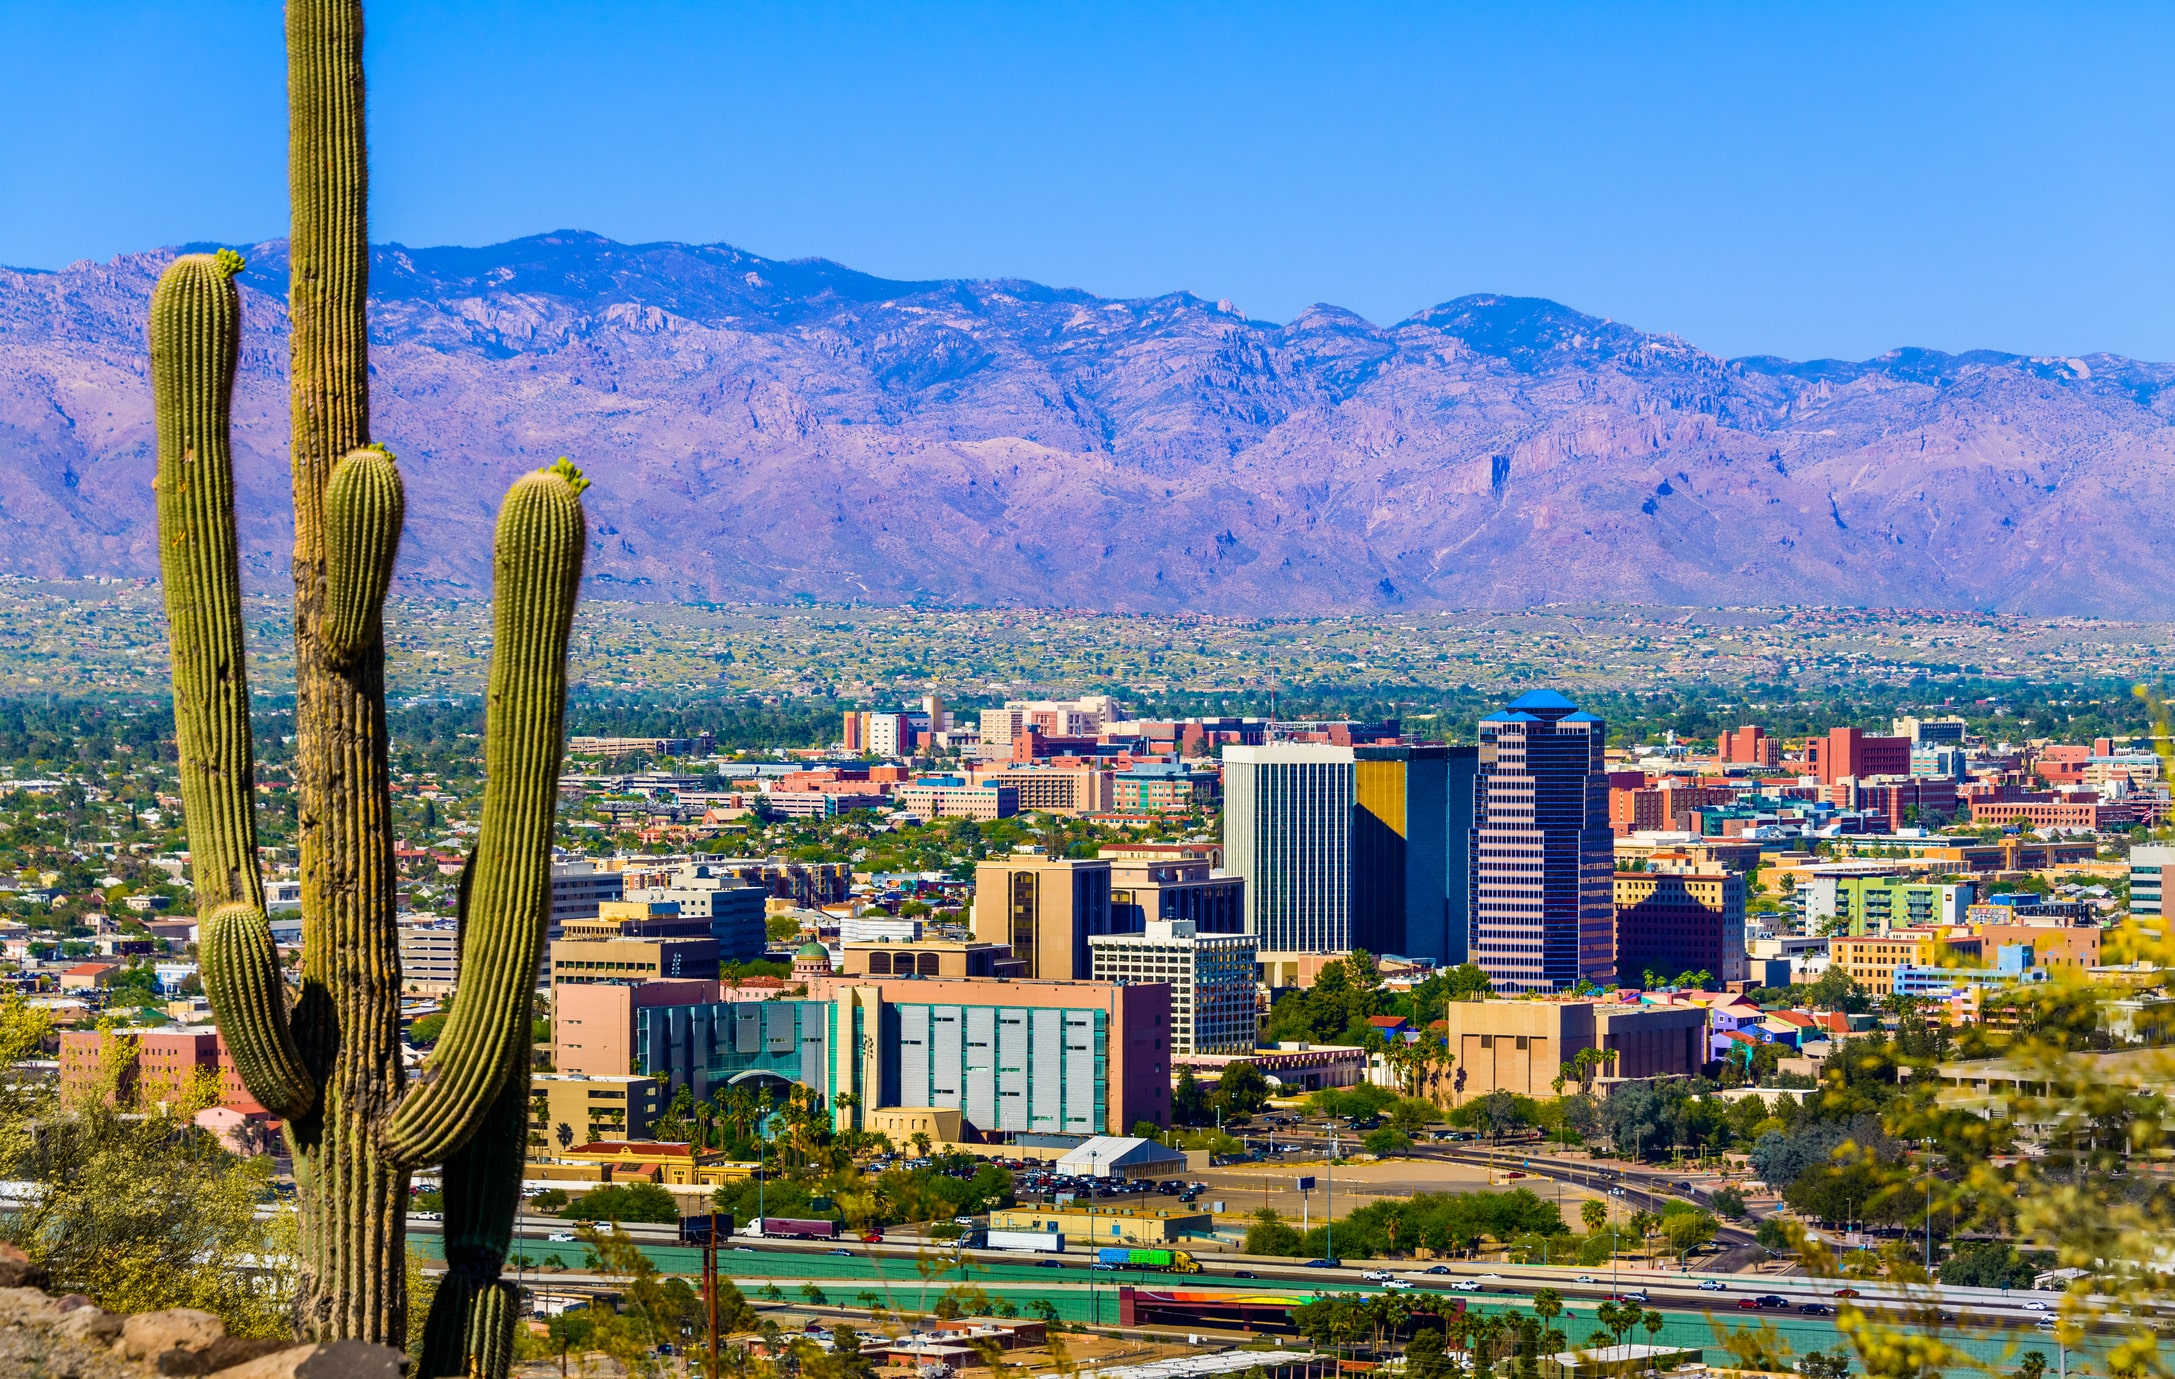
xmin=970 ymin=854 xmax=1113 ymax=980
xmin=529 ymin=1072 xmax=665 ymax=1150
xmin=864 ymin=1106 xmax=965 ymax=1144
xmin=1612 ymin=858 xmax=1746 ymax=986
xmin=1831 ymin=929 xmax=1982 ymax=995
xmin=1436 ymin=999 xmax=1708 ymax=1104
xmin=990 ymin=1203 xmax=1211 ymax=1246
xmin=967 ymin=765 xmax=1115 ymax=816
xmin=549 ymin=933 xmax=719 ymax=989
xmin=1969 ymin=922 xmax=2100 ymax=973
xmin=840 ymin=938 xmax=1024 ymax=979
xmin=1106 ymin=855 xmax=1245 ymax=935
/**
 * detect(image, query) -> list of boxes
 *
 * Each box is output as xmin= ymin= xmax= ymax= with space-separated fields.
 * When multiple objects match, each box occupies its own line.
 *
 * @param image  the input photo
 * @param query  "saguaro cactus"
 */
xmin=149 ymin=3 xmax=587 ymax=1374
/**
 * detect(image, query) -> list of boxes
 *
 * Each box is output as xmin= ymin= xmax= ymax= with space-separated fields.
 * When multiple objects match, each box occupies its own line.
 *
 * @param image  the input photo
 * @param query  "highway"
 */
xmin=407 ymin=1216 xmax=2112 ymax=1340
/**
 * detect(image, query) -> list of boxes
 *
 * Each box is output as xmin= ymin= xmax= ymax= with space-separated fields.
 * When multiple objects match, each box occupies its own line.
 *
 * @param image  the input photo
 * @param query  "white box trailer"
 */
xmin=984 ymin=1230 xmax=1065 ymax=1253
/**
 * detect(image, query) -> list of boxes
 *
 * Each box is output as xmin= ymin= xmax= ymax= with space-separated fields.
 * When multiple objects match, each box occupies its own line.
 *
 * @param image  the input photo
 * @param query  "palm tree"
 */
xmin=1532 ymin=1287 xmax=1563 ymax=1334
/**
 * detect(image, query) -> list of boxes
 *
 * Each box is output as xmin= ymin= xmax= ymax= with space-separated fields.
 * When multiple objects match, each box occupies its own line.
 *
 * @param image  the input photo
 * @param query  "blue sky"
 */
xmin=4 ymin=1 xmax=2171 ymax=361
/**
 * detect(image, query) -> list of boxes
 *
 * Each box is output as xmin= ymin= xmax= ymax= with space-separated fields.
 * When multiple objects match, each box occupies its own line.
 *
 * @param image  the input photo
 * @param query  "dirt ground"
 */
xmin=1182 ymin=1153 xmax=1617 ymax=1243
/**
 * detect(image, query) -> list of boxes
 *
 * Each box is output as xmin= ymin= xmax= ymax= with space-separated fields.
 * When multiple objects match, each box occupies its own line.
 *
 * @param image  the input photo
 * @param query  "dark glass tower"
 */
xmin=1471 ymin=691 xmax=1614 ymax=993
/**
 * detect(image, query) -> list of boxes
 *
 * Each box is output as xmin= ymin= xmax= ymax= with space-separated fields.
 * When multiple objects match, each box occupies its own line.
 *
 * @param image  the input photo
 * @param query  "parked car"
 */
xmin=1504 ymin=1171 xmax=1527 ymax=1179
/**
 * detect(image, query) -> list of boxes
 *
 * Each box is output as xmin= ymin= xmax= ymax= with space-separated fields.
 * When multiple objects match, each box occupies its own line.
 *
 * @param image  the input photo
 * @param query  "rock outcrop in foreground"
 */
xmin=5 ymin=232 xmax=2174 ymax=614
xmin=0 ymin=1245 xmax=405 ymax=1378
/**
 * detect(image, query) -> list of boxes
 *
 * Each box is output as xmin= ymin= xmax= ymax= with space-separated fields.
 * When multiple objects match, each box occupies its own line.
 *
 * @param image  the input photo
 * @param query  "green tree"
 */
xmin=565 ymin=1181 xmax=681 ymax=1224
xmin=1798 ymin=1350 xmax=1852 ymax=1379
xmin=1663 ymin=1209 xmax=1718 ymax=1262
xmin=1172 ymin=1066 xmax=1210 ymax=1125
xmin=1244 ymin=1208 xmax=1305 ymax=1256
xmin=1214 ymin=1061 xmax=1272 ymax=1117
xmin=1364 ymin=1126 xmax=1413 ymax=1157
xmin=1408 ymin=1325 xmax=1456 ymax=1379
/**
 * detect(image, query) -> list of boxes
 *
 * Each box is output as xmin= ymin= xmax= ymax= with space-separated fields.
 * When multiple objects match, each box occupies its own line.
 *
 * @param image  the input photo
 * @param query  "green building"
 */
xmin=1830 ymin=875 xmax=1973 ymax=934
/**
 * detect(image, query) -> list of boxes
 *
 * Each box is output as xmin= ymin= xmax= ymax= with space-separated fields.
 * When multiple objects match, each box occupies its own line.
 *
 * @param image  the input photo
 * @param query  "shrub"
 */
xmin=564 ymin=1181 xmax=680 ymax=1224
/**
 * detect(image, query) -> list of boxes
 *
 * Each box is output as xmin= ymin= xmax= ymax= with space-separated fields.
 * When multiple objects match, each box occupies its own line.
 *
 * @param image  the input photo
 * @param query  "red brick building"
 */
xmin=1808 ymin=728 xmax=1911 ymax=785
xmin=1716 ymin=725 xmax=1778 ymax=767
xmin=58 ymin=1027 xmax=267 ymax=1114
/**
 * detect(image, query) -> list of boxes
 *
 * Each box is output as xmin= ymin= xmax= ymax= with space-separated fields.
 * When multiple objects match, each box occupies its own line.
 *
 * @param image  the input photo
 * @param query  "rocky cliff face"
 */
xmin=5 ymin=230 xmax=2174 ymax=614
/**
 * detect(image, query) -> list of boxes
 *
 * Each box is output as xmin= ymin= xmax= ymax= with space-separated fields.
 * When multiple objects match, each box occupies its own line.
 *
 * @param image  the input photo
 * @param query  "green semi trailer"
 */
xmin=1097 ymin=1247 xmax=1202 ymax=1273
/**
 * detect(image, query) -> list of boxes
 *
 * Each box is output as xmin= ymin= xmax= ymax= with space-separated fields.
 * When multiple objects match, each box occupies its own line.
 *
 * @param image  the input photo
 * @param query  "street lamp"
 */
xmin=1326 ymin=1125 xmax=1336 ymax=1263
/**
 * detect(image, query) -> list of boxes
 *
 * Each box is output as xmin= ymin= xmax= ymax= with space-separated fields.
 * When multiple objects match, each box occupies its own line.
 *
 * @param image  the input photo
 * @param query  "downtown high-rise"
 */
xmin=1223 ymin=742 xmax=1471 ymax=963
xmin=1470 ymin=690 xmax=1615 ymax=993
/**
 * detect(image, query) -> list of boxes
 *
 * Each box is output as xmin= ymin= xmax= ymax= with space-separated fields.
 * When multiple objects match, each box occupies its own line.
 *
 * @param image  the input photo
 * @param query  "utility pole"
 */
xmin=1327 ymin=1125 xmax=1336 ymax=1263
xmin=705 ymin=1212 xmax=721 ymax=1379
xmin=1923 ymin=1138 xmax=1935 ymax=1273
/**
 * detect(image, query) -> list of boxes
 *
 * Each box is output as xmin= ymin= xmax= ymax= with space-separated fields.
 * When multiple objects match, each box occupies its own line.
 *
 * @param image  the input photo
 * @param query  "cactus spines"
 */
xmin=150 ymin=252 xmax=258 ymax=914
xmin=277 ymin=0 xmax=411 ymax=1348
xmin=153 ymin=3 xmax=581 ymax=1366
xmin=382 ymin=467 xmax=584 ymax=1169
xmin=325 ymin=445 xmax=406 ymax=663
xmin=152 ymin=253 xmax=322 ymax=1123
xmin=201 ymin=902 xmax=317 ymax=1119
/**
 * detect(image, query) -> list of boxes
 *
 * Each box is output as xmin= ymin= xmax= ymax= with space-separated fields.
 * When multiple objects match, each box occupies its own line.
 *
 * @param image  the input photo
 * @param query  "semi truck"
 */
xmin=973 ymin=1230 xmax=1066 ymax=1254
xmin=740 ymin=1217 xmax=841 ymax=1240
xmin=1096 ymin=1247 xmax=1200 ymax=1273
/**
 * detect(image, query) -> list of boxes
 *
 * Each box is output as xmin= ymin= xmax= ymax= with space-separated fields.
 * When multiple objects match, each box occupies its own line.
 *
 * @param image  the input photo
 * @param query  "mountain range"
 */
xmin=4 ymin=230 xmax=2173 ymax=616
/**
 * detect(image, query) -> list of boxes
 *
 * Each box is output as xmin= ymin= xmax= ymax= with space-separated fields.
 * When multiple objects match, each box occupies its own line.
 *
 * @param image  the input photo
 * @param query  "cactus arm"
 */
xmin=151 ymin=251 xmax=261 ymax=913
xmin=416 ymin=1051 xmax=531 ymax=1378
xmin=151 ymin=252 xmax=319 ymax=1121
xmin=381 ymin=464 xmax=585 ymax=1169
xmin=325 ymin=445 xmax=405 ymax=664
xmin=202 ymin=903 xmax=318 ymax=1119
